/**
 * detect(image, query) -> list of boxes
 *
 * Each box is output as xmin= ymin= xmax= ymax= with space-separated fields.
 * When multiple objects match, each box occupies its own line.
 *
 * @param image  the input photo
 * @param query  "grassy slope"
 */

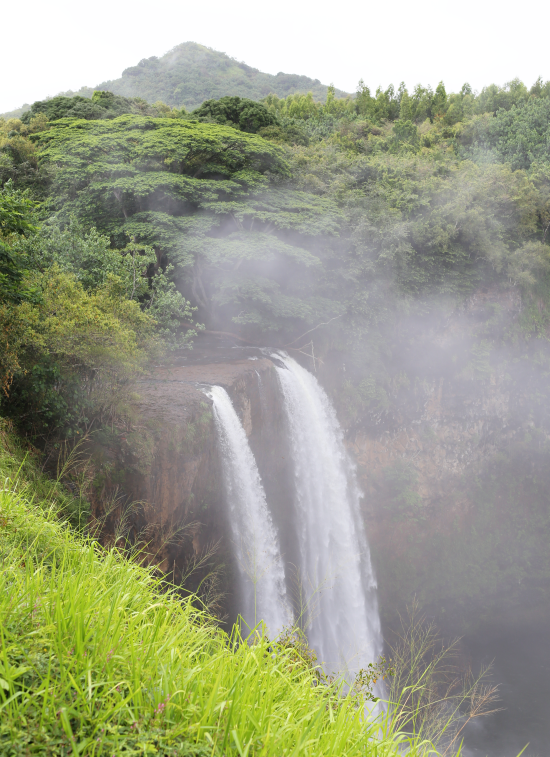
xmin=0 ymin=420 xmax=429 ymax=757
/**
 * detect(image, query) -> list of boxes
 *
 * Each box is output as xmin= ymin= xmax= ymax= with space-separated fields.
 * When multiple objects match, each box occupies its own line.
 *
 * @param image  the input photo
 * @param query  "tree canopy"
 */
xmin=4 ymin=70 xmax=550 ymax=438
xmin=0 ymin=181 xmax=37 ymax=302
xmin=191 ymin=96 xmax=278 ymax=133
xmin=21 ymin=90 xmax=183 ymax=124
xmin=34 ymin=114 xmax=343 ymax=332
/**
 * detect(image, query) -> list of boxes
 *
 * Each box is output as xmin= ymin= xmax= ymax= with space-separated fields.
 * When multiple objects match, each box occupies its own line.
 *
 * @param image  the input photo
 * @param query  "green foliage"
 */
xmin=0 ymin=444 xmax=435 ymax=757
xmin=384 ymin=461 xmax=425 ymax=520
xmin=145 ymin=264 xmax=200 ymax=348
xmin=18 ymin=216 xmax=128 ymax=289
xmin=338 ymin=377 xmax=389 ymax=424
xmin=0 ymin=180 xmax=37 ymax=237
xmin=33 ymin=265 xmax=152 ymax=361
xmin=264 ymin=91 xmax=322 ymax=120
xmin=31 ymin=82 xmax=550 ymax=355
xmin=390 ymin=120 xmax=419 ymax=152
xmin=5 ymin=71 xmax=550 ymax=441
xmin=34 ymin=115 xmax=346 ymax=335
xmin=355 ymin=81 xmax=400 ymax=123
xmin=0 ymin=418 xmax=90 ymax=527
xmin=191 ymin=96 xmax=278 ymax=133
xmin=475 ymin=77 xmax=531 ymax=114
xmin=15 ymin=217 xmax=199 ymax=347
xmin=288 ymin=143 xmax=546 ymax=348
xmin=264 ymin=90 xmax=355 ymax=123
xmin=481 ymin=96 xmax=550 ymax=170
xmin=34 ymin=114 xmax=288 ymax=231
xmin=258 ymin=122 xmax=310 ymax=146
xmin=0 ymin=267 xmax=157 ymax=438
xmin=0 ymin=141 xmax=201 ymax=438
xmin=0 ymin=180 xmax=38 ymax=302
xmin=20 ymin=90 xmax=174 ymax=124
xmin=5 ymin=357 xmax=90 ymax=440
xmin=94 ymin=42 xmax=347 ymax=112
xmin=0 ymin=114 xmax=48 ymax=195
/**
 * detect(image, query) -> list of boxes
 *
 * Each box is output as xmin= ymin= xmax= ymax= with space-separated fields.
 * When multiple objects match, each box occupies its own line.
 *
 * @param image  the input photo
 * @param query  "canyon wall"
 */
xmin=90 ymin=289 xmax=550 ymax=635
xmin=333 ymin=289 xmax=550 ymax=633
xmin=90 ymin=356 xmax=292 ymax=620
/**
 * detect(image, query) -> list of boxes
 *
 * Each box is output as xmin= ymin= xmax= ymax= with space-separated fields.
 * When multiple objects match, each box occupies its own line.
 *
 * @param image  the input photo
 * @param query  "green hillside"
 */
xmin=3 ymin=43 xmax=348 ymax=118
xmin=97 ymin=42 xmax=348 ymax=110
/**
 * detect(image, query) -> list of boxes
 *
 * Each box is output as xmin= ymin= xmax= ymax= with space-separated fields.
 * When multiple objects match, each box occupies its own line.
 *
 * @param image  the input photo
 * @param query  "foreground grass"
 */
xmin=0 ymin=427 xmax=441 ymax=756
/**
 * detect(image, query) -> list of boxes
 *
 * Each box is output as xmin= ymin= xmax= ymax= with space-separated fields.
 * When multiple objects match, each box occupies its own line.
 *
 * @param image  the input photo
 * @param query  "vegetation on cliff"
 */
xmin=0 ymin=424 xmax=436 ymax=756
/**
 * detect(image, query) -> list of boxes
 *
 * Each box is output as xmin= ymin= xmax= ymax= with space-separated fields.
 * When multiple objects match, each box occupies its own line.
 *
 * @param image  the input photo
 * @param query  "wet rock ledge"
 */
xmin=90 ymin=355 xmax=291 ymax=617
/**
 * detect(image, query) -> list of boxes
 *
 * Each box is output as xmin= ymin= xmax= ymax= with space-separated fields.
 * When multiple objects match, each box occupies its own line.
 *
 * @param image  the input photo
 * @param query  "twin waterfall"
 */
xmin=208 ymin=354 xmax=382 ymax=674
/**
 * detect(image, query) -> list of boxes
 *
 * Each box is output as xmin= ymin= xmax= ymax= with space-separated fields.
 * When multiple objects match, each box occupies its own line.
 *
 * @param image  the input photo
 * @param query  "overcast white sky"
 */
xmin=3 ymin=0 xmax=549 ymax=113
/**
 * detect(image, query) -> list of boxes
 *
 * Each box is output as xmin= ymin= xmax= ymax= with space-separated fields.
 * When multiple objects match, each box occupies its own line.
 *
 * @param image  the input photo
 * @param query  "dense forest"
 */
xmin=2 ymin=74 xmax=550 ymax=443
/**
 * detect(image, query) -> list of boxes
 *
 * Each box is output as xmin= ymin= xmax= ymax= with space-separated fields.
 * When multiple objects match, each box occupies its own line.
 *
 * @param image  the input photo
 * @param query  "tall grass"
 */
xmin=0 ymin=423 xmax=444 ymax=756
xmin=0 ymin=419 xmax=90 ymax=529
xmin=384 ymin=604 xmax=502 ymax=756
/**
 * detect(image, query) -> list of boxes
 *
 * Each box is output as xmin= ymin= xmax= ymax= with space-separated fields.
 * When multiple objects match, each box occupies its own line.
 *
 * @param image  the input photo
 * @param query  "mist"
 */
xmin=175 ymin=152 xmax=550 ymax=753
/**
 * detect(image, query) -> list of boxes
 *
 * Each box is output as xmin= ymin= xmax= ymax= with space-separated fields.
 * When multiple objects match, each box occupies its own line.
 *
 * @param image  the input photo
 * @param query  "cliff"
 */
xmin=335 ymin=288 xmax=550 ymax=634
xmin=89 ymin=288 xmax=550 ymax=636
xmin=89 ymin=353 xmax=292 ymax=621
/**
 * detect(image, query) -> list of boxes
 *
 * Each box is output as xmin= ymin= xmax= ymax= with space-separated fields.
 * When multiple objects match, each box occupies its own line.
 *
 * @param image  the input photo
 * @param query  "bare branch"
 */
xmin=283 ymin=314 xmax=343 ymax=348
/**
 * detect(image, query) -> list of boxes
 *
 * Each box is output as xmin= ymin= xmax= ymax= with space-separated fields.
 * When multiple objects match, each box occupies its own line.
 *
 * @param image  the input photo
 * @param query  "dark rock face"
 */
xmin=331 ymin=290 xmax=550 ymax=635
xmin=91 ymin=356 xmax=291 ymax=621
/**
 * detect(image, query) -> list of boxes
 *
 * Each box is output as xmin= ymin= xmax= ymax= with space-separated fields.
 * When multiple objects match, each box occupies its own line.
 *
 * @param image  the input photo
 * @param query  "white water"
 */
xmin=274 ymin=353 xmax=382 ymax=674
xmin=207 ymin=385 xmax=291 ymax=636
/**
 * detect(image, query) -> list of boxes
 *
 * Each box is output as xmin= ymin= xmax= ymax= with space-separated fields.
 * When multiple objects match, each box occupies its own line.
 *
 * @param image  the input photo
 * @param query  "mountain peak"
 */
xmin=98 ymin=41 xmax=348 ymax=110
xmin=2 ymin=43 xmax=349 ymax=119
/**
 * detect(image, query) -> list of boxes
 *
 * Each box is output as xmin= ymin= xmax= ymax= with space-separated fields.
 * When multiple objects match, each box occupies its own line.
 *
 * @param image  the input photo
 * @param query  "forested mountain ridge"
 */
xmin=98 ymin=42 xmax=349 ymax=110
xmin=2 ymin=73 xmax=550 ymax=443
xmin=2 ymin=42 xmax=348 ymax=119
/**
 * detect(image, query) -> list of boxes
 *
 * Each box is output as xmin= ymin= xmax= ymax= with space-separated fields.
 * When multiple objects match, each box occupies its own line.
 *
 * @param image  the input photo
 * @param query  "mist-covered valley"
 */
xmin=2 ymin=46 xmax=550 ymax=755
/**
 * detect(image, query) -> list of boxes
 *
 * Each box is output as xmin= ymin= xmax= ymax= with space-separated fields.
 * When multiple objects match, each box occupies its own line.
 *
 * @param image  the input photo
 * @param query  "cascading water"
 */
xmin=274 ymin=352 xmax=382 ymax=674
xmin=207 ymin=385 xmax=291 ymax=636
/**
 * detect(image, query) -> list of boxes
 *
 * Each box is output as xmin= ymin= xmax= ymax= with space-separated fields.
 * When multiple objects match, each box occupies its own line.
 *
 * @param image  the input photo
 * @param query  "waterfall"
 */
xmin=274 ymin=353 xmax=382 ymax=674
xmin=207 ymin=385 xmax=291 ymax=636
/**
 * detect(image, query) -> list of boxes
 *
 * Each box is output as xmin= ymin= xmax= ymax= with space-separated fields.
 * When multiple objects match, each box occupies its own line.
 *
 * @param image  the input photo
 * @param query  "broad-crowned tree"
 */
xmin=34 ymin=115 xmax=342 ymax=337
xmin=191 ymin=96 xmax=278 ymax=133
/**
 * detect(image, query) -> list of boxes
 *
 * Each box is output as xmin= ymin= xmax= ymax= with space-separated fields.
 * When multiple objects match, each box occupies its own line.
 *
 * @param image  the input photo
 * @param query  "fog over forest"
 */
xmin=2 ymin=43 xmax=550 ymax=757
